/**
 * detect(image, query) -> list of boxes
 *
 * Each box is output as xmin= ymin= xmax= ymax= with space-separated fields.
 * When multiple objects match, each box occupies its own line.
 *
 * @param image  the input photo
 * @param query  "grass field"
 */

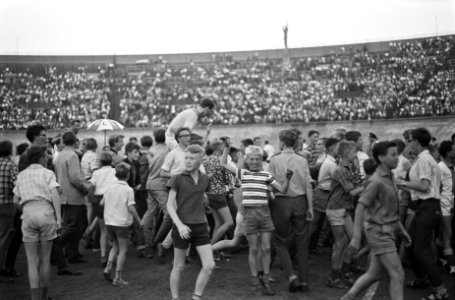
xmin=1 ymin=241 xmax=453 ymax=300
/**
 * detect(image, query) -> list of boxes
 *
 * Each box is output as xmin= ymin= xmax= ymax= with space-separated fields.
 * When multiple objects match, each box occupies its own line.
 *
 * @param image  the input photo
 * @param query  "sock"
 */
xmin=30 ymin=288 xmax=40 ymax=300
xmin=42 ymin=286 xmax=49 ymax=300
xmin=341 ymin=262 xmax=350 ymax=274
xmin=331 ymin=269 xmax=339 ymax=280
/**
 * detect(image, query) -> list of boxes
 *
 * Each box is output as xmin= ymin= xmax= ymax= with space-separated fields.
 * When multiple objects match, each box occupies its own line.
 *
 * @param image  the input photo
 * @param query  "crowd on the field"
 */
xmin=0 ymin=116 xmax=454 ymax=299
xmin=1 ymin=35 xmax=454 ymax=130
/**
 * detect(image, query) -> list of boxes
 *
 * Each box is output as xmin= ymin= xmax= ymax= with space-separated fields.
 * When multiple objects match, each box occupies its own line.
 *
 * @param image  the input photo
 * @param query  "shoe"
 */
xmin=262 ymin=282 xmax=275 ymax=295
xmin=103 ymin=272 xmax=113 ymax=283
xmin=421 ymin=289 xmax=449 ymax=300
xmin=137 ymin=248 xmax=154 ymax=259
xmin=407 ymin=278 xmax=430 ymax=289
xmin=68 ymin=257 xmax=87 ymax=264
xmin=289 ymin=278 xmax=301 ymax=293
xmin=157 ymin=243 xmax=166 ymax=264
xmin=112 ymin=278 xmax=129 ymax=286
xmin=92 ymin=248 xmax=100 ymax=252
xmin=57 ymin=269 xmax=82 ymax=276
xmin=327 ymin=277 xmax=349 ymax=289
xmin=300 ymin=283 xmax=309 ymax=292
xmin=213 ymin=251 xmax=221 ymax=262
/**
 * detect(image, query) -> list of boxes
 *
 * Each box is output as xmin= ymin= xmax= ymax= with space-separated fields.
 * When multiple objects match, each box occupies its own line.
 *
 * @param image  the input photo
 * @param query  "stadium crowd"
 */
xmin=0 ymin=96 xmax=454 ymax=299
xmin=1 ymin=35 xmax=454 ymax=130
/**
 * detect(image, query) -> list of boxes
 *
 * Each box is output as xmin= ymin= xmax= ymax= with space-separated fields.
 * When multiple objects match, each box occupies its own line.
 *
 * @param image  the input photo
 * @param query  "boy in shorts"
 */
xmin=221 ymin=142 xmax=292 ymax=295
xmin=341 ymin=141 xmax=411 ymax=300
xmin=102 ymin=163 xmax=142 ymax=286
xmin=167 ymin=145 xmax=214 ymax=300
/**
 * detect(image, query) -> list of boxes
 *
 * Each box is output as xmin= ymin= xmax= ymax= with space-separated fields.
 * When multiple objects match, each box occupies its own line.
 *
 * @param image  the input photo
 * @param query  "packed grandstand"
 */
xmin=0 ymin=34 xmax=454 ymax=130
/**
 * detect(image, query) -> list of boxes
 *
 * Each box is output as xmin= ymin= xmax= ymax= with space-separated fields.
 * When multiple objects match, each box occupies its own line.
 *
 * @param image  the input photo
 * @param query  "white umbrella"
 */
xmin=87 ymin=119 xmax=125 ymax=145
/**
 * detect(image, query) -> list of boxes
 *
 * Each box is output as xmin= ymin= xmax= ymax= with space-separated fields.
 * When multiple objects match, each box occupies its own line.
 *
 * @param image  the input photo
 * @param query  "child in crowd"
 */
xmin=89 ymin=151 xmax=116 ymax=266
xmin=221 ymin=141 xmax=292 ymax=295
xmin=167 ymin=145 xmax=214 ymax=300
xmin=102 ymin=163 xmax=142 ymax=286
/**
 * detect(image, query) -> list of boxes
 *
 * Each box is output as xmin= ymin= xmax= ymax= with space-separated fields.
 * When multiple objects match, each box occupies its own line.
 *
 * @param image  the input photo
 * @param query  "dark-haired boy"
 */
xmin=167 ymin=145 xmax=215 ymax=300
xmin=341 ymin=141 xmax=411 ymax=300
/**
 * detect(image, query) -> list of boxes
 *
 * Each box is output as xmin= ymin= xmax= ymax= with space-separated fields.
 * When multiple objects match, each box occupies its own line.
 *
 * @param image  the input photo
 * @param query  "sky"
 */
xmin=0 ymin=0 xmax=454 ymax=55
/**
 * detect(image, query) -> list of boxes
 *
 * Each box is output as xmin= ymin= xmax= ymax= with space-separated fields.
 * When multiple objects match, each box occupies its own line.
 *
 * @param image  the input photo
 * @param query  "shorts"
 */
xmin=326 ymin=208 xmax=347 ymax=226
xmin=440 ymin=196 xmax=454 ymax=217
xmin=364 ymin=222 xmax=398 ymax=256
xmin=233 ymin=212 xmax=246 ymax=237
xmin=243 ymin=206 xmax=275 ymax=235
xmin=106 ymin=225 xmax=131 ymax=240
xmin=208 ymin=194 xmax=228 ymax=210
xmin=21 ymin=200 xmax=57 ymax=243
xmin=172 ymin=223 xmax=210 ymax=250
xmin=92 ymin=195 xmax=104 ymax=219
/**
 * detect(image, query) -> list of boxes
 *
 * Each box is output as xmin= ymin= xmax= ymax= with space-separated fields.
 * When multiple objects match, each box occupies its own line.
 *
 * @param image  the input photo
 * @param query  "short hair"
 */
xmin=26 ymin=146 xmax=47 ymax=165
xmin=85 ymin=138 xmax=97 ymax=151
xmin=438 ymin=140 xmax=453 ymax=158
xmin=200 ymin=98 xmax=215 ymax=110
xmin=253 ymin=136 xmax=261 ymax=141
xmin=99 ymin=151 xmax=113 ymax=166
xmin=279 ymin=130 xmax=297 ymax=147
xmin=345 ymin=131 xmax=361 ymax=143
xmin=154 ymin=128 xmax=166 ymax=144
xmin=241 ymin=138 xmax=254 ymax=148
xmin=186 ymin=144 xmax=205 ymax=156
xmin=0 ymin=140 xmax=13 ymax=157
xmin=265 ymin=140 xmax=269 ymax=145
xmin=125 ymin=142 xmax=140 ymax=154
xmin=25 ymin=124 xmax=46 ymax=143
xmin=372 ymin=141 xmax=397 ymax=165
xmin=174 ymin=127 xmax=191 ymax=142
xmin=209 ymin=137 xmax=223 ymax=151
xmin=140 ymin=135 xmax=153 ymax=148
xmin=363 ymin=158 xmax=378 ymax=176
xmin=337 ymin=141 xmax=356 ymax=158
xmin=308 ymin=130 xmax=319 ymax=137
xmin=391 ymin=139 xmax=406 ymax=154
xmin=325 ymin=138 xmax=339 ymax=151
xmin=411 ymin=128 xmax=431 ymax=147
xmin=129 ymin=137 xmax=138 ymax=143
xmin=115 ymin=162 xmax=131 ymax=180
xmin=16 ymin=143 xmax=29 ymax=156
xmin=245 ymin=146 xmax=264 ymax=158
xmin=403 ymin=129 xmax=413 ymax=140
xmin=108 ymin=134 xmax=124 ymax=148
xmin=62 ymin=131 xmax=77 ymax=146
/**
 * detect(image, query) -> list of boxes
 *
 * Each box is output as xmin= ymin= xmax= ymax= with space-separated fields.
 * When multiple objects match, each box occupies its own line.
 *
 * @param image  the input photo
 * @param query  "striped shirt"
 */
xmin=238 ymin=169 xmax=276 ymax=207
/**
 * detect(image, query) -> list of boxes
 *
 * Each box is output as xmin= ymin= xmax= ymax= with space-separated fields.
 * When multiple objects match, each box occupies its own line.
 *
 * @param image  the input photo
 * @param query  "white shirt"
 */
xmin=89 ymin=166 xmax=117 ymax=196
xmin=438 ymin=161 xmax=453 ymax=205
xmin=409 ymin=150 xmax=441 ymax=201
xmin=166 ymin=108 xmax=198 ymax=137
xmin=103 ymin=180 xmax=135 ymax=227
xmin=263 ymin=144 xmax=275 ymax=161
xmin=393 ymin=154 xmax=411 ymax=180
xmin=161 ymin=145 xmax=205 ymax=175
xmin=81 ymin=150 xmax=99 ymax=179
xmin=317 ymin=154 xmax=337 ymax=191
xmin=357 ymin=151 xmax=369 ymax=179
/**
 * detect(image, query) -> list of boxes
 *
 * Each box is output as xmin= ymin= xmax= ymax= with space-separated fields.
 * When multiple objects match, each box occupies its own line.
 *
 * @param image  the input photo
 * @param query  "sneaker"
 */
xmin=289 ymin=278 xmax=301 ymax=293
xmin=421 ymin=289 xmax=449 ymax=300
xmin=112 ymin=278 xmax=129 ymax=286
xmin=262 ymin=282 xmax=275 ymax=295
xmin=327 ymin=277 xmax=349 ymax=289
xmin=213 ymin=251 xmax=221 ymax=262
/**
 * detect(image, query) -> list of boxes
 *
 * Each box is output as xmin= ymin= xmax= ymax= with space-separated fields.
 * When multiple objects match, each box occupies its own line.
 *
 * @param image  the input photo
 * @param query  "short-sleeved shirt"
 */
xmin=81 ymin=150 xmax=99 ymax=179
xmin=359 ymin=168 xmax=399 ymax=226
xmin=103 ymin=180 xmax=135 ymax=227
xmin=327 ymin=163 xmax=355 ymax=210
xmin=162 ymin=146 xmax=187 ymax=176
xmin=409 ymin=150 xmax=441 ymax=201
xmin=146 ymin=144 xmax=170 ymax=191
xmin=438 ymin=161 xmax=453 ymax=205
xmin=393 ymin=154 xmax=411 ymax=180
xmin=0 ymin=157 xmax=18 ymax=205
xmin=269 ymin=149 xmax=310 ymax=197
xmin=13 ymin=164 xmax=60 ymax=206
xmin=203 ymin=155 xmax=231 ymax=195
xmin=89 ymin=166 xmax=117 ymax=196
xmin=238 ymin=169 xmax=276 ymax=207
xmin=166 ymin=108 xmax=198 ymax=137
xmin=168 ymin=171 xmax=210 ymax=224
xmin=317 ymin=154 xmax=337 ymax=191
